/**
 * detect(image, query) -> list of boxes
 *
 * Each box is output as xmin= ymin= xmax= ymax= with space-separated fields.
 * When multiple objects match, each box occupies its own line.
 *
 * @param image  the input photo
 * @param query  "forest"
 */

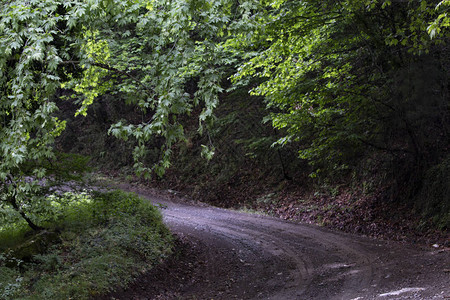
xmin=0 ymin=0 xmax=449 ymax=298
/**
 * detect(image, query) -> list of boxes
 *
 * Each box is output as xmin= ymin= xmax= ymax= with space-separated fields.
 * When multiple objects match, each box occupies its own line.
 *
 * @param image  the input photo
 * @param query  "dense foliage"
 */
xmin=0 ymin=190 xmax=172 ymax=299
xmin=0 ymin=0 xmax=449 ymax=229
xmin=0 ymin=0 xmax=240 ymax=229
xmin=229 ymin=0 xmax=449 ymax=225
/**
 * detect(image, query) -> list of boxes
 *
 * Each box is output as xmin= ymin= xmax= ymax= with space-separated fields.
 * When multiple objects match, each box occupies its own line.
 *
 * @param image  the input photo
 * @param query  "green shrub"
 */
xmin=0 ymin=266 xmax=22 ymax=300
xmin=0 ymin=190 xmax=173 ymax=300
xmin=416 ymin=156 xmax=450 ymax=230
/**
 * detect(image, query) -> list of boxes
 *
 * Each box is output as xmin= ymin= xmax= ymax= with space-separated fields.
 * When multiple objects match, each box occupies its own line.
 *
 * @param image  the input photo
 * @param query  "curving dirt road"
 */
xmin=106 ymin=186 xmax=450 ymax=300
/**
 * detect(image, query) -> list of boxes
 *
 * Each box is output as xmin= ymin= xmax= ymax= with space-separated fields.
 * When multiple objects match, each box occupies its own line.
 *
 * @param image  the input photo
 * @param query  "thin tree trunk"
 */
xmin=275 ymin=147 xmax=292 ymax=180
xmin=9 ymin=196 xmax=43 ymax=231
xmin=5 ymin=175 xmax=44 ymax=231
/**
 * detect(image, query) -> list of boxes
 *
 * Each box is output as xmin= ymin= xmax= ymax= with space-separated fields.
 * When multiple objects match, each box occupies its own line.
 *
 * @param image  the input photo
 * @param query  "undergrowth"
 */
xmin=0 ymin=190 xmax=173 ymax=300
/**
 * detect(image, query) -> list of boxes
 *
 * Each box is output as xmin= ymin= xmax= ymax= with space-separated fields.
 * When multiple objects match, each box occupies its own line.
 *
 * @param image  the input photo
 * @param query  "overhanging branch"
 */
xmin=61 ymin=61 xmax=154 ymax=95
xmin=357 ymin=137 xmax=413 ymax=155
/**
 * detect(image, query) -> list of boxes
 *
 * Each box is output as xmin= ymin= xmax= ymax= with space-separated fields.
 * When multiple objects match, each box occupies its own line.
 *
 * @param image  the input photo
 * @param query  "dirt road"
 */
xmin=107 ymin=187 xmax=450 ymax=299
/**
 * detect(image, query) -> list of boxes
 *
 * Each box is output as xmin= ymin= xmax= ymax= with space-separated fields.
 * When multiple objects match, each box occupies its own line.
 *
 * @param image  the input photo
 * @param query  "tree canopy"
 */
xmin=1 ymin=0 xmax=449 ymax=229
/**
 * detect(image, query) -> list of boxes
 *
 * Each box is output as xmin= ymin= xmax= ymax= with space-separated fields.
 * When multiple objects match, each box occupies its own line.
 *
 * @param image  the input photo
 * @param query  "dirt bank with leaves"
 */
xmin=103 ymin=185 xmax=450 ymax=300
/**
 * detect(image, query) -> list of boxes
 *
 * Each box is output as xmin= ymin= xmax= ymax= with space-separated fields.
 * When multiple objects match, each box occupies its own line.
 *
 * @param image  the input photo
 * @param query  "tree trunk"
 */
xmin=9 ymin=196 xmax=43 ymax=231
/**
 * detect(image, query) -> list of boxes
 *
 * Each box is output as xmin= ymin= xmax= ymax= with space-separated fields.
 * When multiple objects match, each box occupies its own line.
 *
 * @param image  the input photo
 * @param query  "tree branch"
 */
xmin=61 ymin=61 xmax=154 ymax=95
xmin=357 ymin=137 xmax=413 ymax=155
xmin=5 ymin=175 xmax=44 ymax=231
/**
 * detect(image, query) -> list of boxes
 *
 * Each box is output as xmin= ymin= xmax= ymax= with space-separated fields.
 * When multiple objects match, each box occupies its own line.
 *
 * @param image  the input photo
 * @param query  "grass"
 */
xmin=237 ymin=206 xmax=268 ymax=216
xmin=0 ymin=190 xmax=173 ymax=300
